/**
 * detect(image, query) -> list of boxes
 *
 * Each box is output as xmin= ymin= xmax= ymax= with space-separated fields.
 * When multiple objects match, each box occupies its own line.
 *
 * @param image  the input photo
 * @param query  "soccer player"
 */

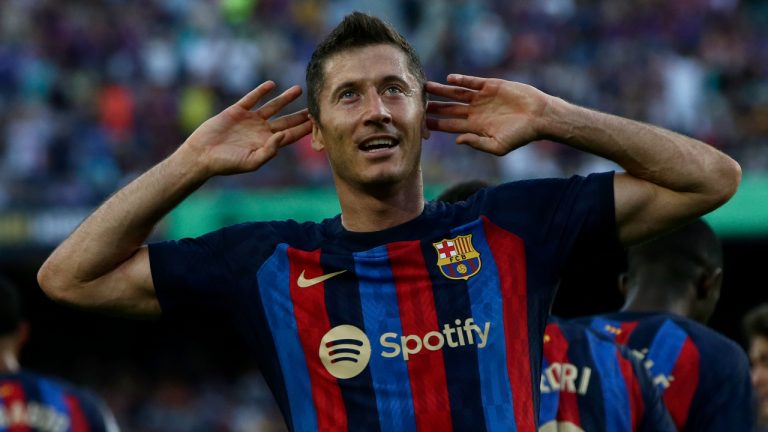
xmin=37 ymin=12 xmax=740 ymax=431
xmin=539 ymin=319 xmax=675 ymax=432
xmin=0 ymin=276 xmax=119 ymax=432
xmin=576 ymin=219 xmax=754 ymax=431
xmin=743 ymin=303 xmax=768 ymax=431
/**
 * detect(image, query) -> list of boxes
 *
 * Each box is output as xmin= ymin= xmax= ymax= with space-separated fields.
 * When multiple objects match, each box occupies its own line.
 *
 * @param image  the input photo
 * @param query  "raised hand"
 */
xmin=426 ymin=74 xmax=552 ymax=155
xmin=182 ymin=81 xmax=312 ymax=178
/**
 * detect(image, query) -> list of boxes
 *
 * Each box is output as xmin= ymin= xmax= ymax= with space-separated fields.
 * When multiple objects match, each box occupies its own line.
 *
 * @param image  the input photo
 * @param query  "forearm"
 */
xmin=538 ymin=97 xmax=741 ymax=244
xmin=38 ymin=81 xmax=308 ymax=312
xmin=38 ymin=147 xmax=206 ymax=297
xmin=540 ymin=98 xmax=740 ymax=199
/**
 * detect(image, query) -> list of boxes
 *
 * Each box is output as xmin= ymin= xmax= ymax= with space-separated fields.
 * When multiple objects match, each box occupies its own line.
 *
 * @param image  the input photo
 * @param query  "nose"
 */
xmin=362 ymin=90 xmax=391 ymax=125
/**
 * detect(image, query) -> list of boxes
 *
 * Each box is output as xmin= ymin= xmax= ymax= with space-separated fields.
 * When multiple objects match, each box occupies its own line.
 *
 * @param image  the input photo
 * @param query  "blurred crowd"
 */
xmin=96 ymin=369 xmax=287 ymax=432
xmin=1 ymin=0 xmax=767 ymax=210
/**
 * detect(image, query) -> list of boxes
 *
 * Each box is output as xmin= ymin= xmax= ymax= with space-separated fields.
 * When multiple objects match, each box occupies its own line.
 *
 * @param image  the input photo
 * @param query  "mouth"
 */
xmin=358 ymin=137 xmax=399 ymax=153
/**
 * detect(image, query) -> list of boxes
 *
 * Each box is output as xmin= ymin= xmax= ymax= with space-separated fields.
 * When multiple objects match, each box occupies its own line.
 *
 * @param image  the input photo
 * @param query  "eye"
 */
xmin=384 ymin=85 xmax=404 ymax=95
xmin=339 ymin=89 xmax=357 ymax=100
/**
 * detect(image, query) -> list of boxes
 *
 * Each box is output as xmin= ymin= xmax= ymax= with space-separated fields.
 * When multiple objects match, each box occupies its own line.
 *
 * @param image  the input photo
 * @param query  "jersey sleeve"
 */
xmin=479 ymin=171 xmax=619 ymax=275
xmin=148 ymin=222 xmax=281 ymax=318
xmin=686 ymin=337 xmax=755 ymax=431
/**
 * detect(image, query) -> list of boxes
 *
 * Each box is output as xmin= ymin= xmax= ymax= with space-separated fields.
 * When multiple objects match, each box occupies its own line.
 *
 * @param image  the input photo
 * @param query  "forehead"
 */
xmin=751 ymin=336 xmax=768 ymax=358
xmin=321 ymin=44 xmax=416 ymax=91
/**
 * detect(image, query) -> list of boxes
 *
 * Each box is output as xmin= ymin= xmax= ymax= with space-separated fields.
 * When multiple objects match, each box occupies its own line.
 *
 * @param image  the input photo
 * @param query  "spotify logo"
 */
xmin=539 ymin=421 xmax=585 ymax=432
xmin=319 ymin=325 xmax=372 ymax=379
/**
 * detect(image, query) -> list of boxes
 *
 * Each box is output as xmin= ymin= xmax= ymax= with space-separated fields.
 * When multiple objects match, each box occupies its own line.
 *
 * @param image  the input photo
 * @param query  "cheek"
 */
xmin=756 ymin=367 xmax=768 ymax=385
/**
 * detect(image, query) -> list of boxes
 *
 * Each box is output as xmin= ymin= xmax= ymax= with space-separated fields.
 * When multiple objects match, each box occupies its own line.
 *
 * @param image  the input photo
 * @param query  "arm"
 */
xmin=37 ymin=81 xmax=312 ymax=316
xmin=426 ymin=74 xmax=741 ymax=245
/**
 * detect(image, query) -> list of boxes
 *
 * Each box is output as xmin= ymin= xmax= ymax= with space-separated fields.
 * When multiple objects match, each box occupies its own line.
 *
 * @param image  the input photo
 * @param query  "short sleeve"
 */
xmin=478 ymin=171 xmax=619 ymax=275
xmin=688 ymin=336 xmax=755 ymax=431
xmin=148 ymin=222 xmax=282 ymax=318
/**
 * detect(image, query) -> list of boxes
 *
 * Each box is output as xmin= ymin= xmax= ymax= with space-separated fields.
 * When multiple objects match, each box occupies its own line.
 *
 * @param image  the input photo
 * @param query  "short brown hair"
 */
xmin=744 ymin=303 xmax=768 ymax=342
xmin=305 ymin=11 xmax=427 ymax=121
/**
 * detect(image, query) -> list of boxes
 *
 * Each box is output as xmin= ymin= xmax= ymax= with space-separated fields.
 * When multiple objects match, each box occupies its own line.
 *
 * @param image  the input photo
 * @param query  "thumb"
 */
xmin=264 ymin=131 xmax=285 ymax=154
xmin=246 ymin=131 xmax=284 ymax=170
xmin=456 ymin=133 xmax=499 ymax=154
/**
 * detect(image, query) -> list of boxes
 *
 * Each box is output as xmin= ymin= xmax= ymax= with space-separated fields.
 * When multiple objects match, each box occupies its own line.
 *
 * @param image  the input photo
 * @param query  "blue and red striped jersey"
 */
xmin=150 ymin=173 xmax=617 ymax=431
xmin=0 ymin=371 xmax=117 ymax=432
xmin=539 ymin=319 xmax=675 ymax=432
xmin=575 ymin=312 xmax=754 ymax=431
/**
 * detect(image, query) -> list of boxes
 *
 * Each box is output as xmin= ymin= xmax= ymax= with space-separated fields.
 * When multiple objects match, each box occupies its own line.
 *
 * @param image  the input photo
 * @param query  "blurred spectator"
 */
xmin=0 ymin=0 xmax=767 ymax=210
xmin=744 ymin=303 xmax=768 ymax=431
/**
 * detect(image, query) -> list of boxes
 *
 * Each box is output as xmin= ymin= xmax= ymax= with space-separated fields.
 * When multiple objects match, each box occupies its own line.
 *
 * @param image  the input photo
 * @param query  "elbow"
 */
xmin=713 ymin=156 xmax=742 ymax=207
xmin=37 ymin=259 xmax=78 ymax=305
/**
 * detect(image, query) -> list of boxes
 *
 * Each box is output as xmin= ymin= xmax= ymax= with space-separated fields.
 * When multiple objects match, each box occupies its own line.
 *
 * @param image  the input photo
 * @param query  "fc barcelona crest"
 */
xmin=433 ymin=234 xmax=482 ymax=280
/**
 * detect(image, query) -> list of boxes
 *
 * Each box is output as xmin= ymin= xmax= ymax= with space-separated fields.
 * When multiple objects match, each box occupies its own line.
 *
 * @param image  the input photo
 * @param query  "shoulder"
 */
xmin=671 ymin=317 xmax=749 ymax=361
xmin=488 ymin=172 xmax=614 ymax=197
xmin=152 ymin=218 xmax=329 ymax=254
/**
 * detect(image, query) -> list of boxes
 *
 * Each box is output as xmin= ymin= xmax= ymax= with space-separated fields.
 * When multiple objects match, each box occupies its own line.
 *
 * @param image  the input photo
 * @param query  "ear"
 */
xmin=618 ymin=272 xmax=629 ymax=298
xmin=310 ymin=114 xmax=325 ymax=151
xmin=698 ymin=267 xmax=723 ymax=300
xmin=421 ymin=105 xmax=430 ymax=140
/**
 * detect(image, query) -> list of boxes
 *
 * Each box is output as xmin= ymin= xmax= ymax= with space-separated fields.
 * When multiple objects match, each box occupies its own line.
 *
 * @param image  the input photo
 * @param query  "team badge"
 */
xmin=433 ymin=234 xmax=482 ymax=280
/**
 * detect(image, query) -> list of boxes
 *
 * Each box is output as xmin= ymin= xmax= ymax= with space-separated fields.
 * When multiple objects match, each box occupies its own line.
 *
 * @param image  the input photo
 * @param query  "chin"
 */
xmin=362 ymin=173 xmax=403 ymax=189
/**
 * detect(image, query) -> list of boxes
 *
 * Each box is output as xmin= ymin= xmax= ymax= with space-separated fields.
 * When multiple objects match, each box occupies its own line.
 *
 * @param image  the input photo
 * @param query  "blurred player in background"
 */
xmin=576 ymin=219 xmax=754 ymax=431
xmin=38 ymin=11 xmax=740 ymax=431
xmin=0 ymin=276 xmax=119 ymax=432
xmin=539 ymin=318 xmax=674 ymax=432
xmin=744 ymin=303 xmax=768 ymax=431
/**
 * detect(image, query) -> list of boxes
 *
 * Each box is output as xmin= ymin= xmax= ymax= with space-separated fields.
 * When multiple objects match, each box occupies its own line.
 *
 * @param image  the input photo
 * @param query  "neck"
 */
xmin=335 ymin=174 xmax=425 ymax=232
xmin=0 ymin=340 xmax=20 ymax=374
xmin=621 ymin=286 xmax=691 ymax=317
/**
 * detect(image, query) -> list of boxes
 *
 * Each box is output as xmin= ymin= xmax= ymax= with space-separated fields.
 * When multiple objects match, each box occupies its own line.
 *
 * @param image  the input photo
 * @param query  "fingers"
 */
xmin=245 ymin=132 xmax=283 ymax=170
xmin=427 ymin=101 xmax=469 ymax=118
xmin=256 ymin=85 xmax=303 ymax=119
xmin=456 ymin=133 xmax=489 ymax=150
xmin=245 ymin=119 xmax=312 ymax=170
xmin=269 ymin=109 xmax=309 ymax=131
xmin=277 ymin=119 xmax=313 ymax=147
xmin=236 ymin=81 xmax=277 ymax=110
xmin=447 ymin=74 xmax=487 ymax=91
xmin=456 ymin=134 xmax=507 ymax=156
xmin=426 ymin=81 xmax=476 ymax=103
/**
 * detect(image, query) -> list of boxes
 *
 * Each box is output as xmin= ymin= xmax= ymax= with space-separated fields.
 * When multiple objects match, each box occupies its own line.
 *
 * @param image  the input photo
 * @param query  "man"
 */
xmin=438 ymin=181 xmax=676 ymax=432
xmin=0 ymin=277 xmax=119 ymax=432
xmin=576 ymin=219 xmax=754 ymax=431
xmin=38 ymin=12 xmax=740 ymax=431
xmin=744 ymin=303 xmax=768 ymax=430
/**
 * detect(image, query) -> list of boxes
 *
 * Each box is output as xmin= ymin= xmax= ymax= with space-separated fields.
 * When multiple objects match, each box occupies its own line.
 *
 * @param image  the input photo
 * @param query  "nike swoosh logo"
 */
xmin=297 ymin=269 xmax=347 ymax=288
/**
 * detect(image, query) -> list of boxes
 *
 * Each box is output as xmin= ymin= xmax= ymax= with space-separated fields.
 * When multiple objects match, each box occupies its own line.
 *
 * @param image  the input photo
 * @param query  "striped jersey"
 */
xmin=0 ymin=371 xmax=117 ymax=432
xmin=575 ymin=312 xmax=754 ymax=431
xmin=539 ymin=319 xmax=675 ymax=432
xmin=150 ymin=173 xmax=617 ymax=432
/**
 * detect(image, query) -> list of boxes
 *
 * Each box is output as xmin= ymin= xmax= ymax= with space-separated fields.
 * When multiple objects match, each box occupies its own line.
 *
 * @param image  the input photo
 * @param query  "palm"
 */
xmin=426 ymin=75 xmax=549 ymax=155
xmin=183 ymin=81 xmax=312 ymax=176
